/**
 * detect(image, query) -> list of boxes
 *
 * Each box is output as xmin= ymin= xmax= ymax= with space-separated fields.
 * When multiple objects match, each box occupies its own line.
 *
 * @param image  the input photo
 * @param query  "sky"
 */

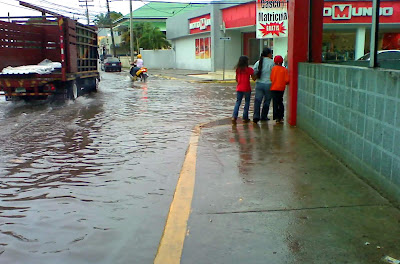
xmin=0 ymin=0 xmax=245 ymax=24
xmin=0 ymin=0 xmax=145 ymax=24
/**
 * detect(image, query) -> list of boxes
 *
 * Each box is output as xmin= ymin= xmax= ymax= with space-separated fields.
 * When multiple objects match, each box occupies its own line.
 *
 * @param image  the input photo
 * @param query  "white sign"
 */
xmin=189 ymin=18 xmax=211 ymax=30
xmin=256 ymin=0 xmax=288 ymax=39
xmin=323 ymin=5 xmax=393 ymax=20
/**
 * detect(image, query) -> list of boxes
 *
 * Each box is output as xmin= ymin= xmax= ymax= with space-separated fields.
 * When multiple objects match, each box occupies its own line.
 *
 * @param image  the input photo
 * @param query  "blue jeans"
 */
xmin=253 ymin=82 xmax=272 ymax=120
xmin=232 ymin=91 xmax=251 ymax=120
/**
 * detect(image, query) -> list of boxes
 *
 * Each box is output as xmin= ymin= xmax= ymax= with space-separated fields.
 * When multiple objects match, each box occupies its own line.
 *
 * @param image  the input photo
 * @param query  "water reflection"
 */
xmin=231 ymin=123 xmax=256 ymax=176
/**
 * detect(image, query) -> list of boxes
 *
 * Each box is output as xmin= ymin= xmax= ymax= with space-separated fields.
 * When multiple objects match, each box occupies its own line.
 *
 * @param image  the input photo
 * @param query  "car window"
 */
xmin=106 ymin=58 xmax=120 ymax=63
xmin=378 ymin=51 xmax=400 ymax=60
xmin=358 ymin=53 xmax=370 ymax=61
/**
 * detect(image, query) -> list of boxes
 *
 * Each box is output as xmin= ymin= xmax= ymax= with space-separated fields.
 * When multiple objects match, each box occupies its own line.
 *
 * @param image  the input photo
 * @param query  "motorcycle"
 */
xmin=129 ymin=65 xmax=148 ymax=82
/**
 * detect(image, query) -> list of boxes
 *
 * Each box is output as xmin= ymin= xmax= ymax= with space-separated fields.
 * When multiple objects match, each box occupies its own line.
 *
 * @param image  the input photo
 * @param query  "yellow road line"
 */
xmin=154 ymin=125 xmax=201 ymax=264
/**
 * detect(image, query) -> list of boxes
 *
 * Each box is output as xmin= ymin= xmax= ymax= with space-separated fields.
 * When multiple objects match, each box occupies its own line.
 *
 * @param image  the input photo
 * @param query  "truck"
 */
xmin=0 ymin=3 xmax=99 ymax=102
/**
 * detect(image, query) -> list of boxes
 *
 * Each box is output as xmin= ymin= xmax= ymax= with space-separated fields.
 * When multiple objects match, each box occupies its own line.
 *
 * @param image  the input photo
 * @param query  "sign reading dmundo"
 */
xmin=256 ymin=0 xmax=288 ymax=38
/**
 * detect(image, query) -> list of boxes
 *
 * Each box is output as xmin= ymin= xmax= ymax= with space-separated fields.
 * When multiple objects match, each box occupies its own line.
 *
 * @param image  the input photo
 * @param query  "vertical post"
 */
xmin=287 ymin=0 xmax=310 ymax=126
xmin=106 ymin=0 xmax=116 ymax=57
xmin=223 ymin=40 xmax=226 ymax=80
xmin=130 ymin=0 xmax=134 ymax=63
xmin=309 ymin=0 xmax=324 ymax=63
xmin=85 ymin=0 xmax=90 ymax=25
xmin=369 ymin=0 xmax=380 ymax=68
xmin=287 ymin=0 xmax=323 ymax=126
xmin=221 ymin=22 xmax=226 ymax=81
xmin=355 ymin=27 xmax=366 ymax=60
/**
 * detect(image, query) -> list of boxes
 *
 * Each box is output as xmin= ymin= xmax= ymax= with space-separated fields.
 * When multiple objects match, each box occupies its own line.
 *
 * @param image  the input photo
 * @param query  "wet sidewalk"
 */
xmin=181 ymin=119 xmax=400 ymax=263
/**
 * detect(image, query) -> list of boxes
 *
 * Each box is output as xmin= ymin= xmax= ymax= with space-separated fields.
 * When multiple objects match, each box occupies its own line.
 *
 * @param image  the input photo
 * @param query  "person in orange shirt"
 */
xmin=270 ymin=55 xmax=289 ymax=124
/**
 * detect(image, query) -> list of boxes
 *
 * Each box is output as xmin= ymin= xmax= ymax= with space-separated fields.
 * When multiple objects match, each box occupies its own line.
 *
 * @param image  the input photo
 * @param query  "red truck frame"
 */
xmin=0 ymin=15 xmax=99 ymax=101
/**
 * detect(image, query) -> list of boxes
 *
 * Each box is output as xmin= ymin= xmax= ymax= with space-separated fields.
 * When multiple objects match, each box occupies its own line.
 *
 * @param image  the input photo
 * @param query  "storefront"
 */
xmin=166 ymin=1 xmax=400 ymax=71
xmin=323 ymin=1 xmax=400 ymax=61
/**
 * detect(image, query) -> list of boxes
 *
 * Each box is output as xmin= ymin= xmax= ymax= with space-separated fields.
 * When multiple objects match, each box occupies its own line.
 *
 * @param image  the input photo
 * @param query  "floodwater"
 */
xmin=0 ymin=72 xmax=234 ymax=263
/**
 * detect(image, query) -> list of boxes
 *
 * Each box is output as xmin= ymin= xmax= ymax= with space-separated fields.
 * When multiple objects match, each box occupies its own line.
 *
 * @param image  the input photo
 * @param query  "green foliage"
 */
xmin=140 ymin=26 xmax=170 ymax=50
xmin=120 ymin=22 xmax=170 ymax=52
xmin=94 ymin=12 xmax=123 ymax=27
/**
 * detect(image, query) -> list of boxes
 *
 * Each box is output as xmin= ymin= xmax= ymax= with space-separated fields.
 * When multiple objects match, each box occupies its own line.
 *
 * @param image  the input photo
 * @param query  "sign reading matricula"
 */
xmin=256 ymin=0 xmax=288 ymax=38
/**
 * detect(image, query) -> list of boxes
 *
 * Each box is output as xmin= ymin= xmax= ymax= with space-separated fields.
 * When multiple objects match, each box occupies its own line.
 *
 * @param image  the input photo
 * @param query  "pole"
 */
xmin=106 ymin=0 xmax=116 ymax=57
xmin=223 ymin=40 xmax=226 ymax=81
xmin=85 ymin=0 xmax=90 ymax=25
xmin=221 ymin=21 xmax=226 ymax=81
xmin=130 ymin=0 xmax=134 ymax=63
xmin=369 ymin=0 xmax=380 ymax=68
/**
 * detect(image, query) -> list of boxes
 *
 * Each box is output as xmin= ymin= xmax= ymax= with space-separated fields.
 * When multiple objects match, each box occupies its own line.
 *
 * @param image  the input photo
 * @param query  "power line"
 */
xmin=110 ymin=0 xmax=251 ymax=4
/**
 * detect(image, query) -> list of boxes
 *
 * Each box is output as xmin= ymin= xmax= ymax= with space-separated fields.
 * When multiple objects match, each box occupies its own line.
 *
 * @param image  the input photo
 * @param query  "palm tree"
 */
xmin=94 ymin=12 xmax=123 ymax=27
xmin=140 ymin=26 xmax=171 ymax=50
xmin=120 ymin=22 xmax=170 ymax=52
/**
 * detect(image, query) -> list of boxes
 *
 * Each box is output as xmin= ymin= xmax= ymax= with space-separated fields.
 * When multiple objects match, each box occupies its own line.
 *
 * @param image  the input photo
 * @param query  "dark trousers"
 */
xmin=271 ymin=90 xmax=285 ymax=120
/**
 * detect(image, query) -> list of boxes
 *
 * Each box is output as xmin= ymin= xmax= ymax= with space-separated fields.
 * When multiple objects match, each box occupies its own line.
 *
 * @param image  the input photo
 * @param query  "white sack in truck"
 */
xmin=0 ymin=59 xmax=62 ymax=75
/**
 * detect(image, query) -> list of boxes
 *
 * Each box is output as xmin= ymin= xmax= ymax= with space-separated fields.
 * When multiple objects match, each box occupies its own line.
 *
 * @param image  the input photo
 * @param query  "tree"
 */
xmin=140 ymin=26 xmax=170 ymax=50
xmin=120 ymin=22 xmax=170 ymax=52
xmin=94 ymin=12 xmax=123 ymax=27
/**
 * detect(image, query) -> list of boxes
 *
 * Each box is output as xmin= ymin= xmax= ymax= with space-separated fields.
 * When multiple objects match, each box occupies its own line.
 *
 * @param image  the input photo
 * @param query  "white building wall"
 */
xmin=141 ymin=49 xmax=175 ymax=69
xmin=174 ymin=33 xmax=212 ymax=71
xmin=218 ymin=30 xmax=242 ymax=70
xmin=273 ymin=37 xmax=288 ymax=64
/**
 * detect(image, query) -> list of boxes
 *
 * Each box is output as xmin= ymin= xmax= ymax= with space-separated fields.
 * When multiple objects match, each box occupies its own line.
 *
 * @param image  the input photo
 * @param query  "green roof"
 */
xmin=122 ymin=2 xmax=207 ymax=19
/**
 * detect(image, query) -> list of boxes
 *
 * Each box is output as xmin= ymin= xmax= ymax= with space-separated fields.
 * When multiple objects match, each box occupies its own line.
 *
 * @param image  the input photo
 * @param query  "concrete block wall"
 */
xmin=141 ymin=49 xmax=175 ymax=69
xmin=297 ymin=63 xmax=400 ymax=205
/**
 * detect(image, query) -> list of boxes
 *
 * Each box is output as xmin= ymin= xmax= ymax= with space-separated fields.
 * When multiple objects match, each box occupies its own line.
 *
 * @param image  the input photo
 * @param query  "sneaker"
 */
xmin=243 ymin=119 xmax=250 ymax=123
xmin=232 ymin=117 xmax=237 ymax=123
xmin=253 ymin=118 xmax=259 ymax=124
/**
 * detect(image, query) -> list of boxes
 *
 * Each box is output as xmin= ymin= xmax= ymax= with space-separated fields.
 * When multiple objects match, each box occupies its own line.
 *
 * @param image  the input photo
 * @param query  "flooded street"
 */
xmin=0 ymin=72 xmax=234 ymax=263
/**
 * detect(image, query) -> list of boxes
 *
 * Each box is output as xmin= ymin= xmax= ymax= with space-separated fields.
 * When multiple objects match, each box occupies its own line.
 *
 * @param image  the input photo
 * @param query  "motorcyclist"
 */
xmin=129 ymin=61 xmax=148 ymax=81
xmin=134 ymin=54 xmax=144 ymax=68
xmin=130 ymin=62 xmax=141 ymax=79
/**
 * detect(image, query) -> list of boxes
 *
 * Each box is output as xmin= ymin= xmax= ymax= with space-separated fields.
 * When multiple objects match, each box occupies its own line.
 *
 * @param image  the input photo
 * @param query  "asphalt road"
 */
xmin=0 ymin=71 xmax=235 ymax=264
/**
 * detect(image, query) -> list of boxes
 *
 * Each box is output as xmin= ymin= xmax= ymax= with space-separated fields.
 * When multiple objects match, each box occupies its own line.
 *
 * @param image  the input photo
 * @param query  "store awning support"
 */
xmin=369 ymin=0 xmax=380 ymax=68
xmin=287 ymin=0 xmax=324 ymax=126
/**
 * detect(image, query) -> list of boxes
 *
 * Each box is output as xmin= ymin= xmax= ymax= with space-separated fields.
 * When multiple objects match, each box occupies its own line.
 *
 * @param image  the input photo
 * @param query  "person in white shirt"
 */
xmin=135 ymin=54 xmax=144 ymax=68
xmin=252 ymin=47 xmax=274 ymax=123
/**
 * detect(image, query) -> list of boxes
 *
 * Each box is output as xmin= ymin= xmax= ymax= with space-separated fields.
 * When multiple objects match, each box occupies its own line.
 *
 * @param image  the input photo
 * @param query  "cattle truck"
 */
xmin=0 ymin=14 xmax=99 ymax=101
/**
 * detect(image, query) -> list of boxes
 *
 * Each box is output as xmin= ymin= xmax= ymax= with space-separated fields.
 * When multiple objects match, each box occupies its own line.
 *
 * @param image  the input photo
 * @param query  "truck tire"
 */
xmin=68 ymin=80 xmax=78 ymax=100
xmin=88 ymin=77 xmax=99 ymax=92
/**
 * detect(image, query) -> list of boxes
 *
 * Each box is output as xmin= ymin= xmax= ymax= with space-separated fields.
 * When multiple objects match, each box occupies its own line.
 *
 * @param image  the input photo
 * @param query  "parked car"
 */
xmin=102 ymin=57 xmax=122 ymax=72
xmin=357 ymin=50 xmax=400 ymax=61
xmin=99 ymin=54 xmax=112 ymax=63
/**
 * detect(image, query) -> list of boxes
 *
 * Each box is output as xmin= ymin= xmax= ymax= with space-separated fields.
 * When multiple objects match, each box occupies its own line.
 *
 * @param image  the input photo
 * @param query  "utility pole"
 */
xmin=130 ymin=0 xmax=134 ymax=63
xmin=106 ymin=0 xmax=116 ymax=57
xmin=79 ymin=0 xmax=94 ymax=25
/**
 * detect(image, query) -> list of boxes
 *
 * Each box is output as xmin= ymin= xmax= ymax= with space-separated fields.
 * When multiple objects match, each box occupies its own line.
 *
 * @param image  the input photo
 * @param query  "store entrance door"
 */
xmin=249 ymin=39 xmax=260 ymax=64
xmin=243 ymin=32 xmax=260 ymax=65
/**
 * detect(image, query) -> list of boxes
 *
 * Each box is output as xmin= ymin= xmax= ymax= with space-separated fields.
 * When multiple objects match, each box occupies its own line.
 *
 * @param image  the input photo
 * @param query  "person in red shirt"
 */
xmin=270 ymin=55 xmax=289 ymax=123
xmin=232 ymin=56 xmax=254 ymax=123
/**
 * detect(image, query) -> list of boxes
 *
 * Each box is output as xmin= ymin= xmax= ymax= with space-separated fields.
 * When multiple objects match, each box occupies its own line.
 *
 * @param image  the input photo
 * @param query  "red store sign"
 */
xmin=323 ymin=1 xmax=400 ymax=23
xmin=189 ymin=14 xmax=211 ymax=34
xmin=220 ymin=1 xmax=400 ymax=29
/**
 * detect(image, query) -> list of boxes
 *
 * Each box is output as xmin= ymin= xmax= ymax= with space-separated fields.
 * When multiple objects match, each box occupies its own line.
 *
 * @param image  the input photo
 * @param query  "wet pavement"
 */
xmin=0 ymin=71 xmax=235 ymax=263
xmin=0 ymin=69 xmax=399 ymax=263
xmin=183 ymin=121 xmax=400 ymax=264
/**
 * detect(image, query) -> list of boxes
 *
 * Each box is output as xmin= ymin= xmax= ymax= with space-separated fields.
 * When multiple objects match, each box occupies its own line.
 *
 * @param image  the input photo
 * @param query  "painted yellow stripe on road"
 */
xmin=154 ymin=125 xmax=201 ymax=264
